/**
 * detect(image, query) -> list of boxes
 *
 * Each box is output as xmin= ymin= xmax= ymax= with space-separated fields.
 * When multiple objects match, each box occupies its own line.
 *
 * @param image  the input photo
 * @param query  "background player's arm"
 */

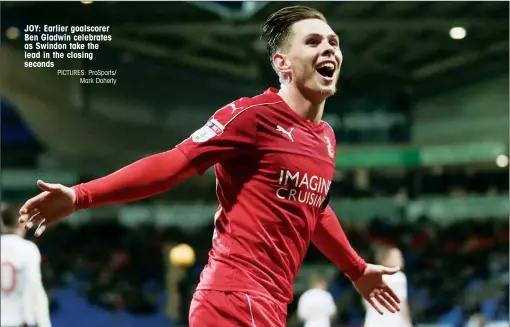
xmin=296 ymin=291 xmax=309 ymax=322
xmin=25 ymin=243 xmax=52 ymax=327
xmin=327 ymin=292 xmax=337 ymax=319
xmin=402 ymin=301 xmax=412 ymax=327
xmin=72 ymin=100 xmax=257 ymax=210
xmin=311 ymin=205 xmax=367 ymax=281
xmin=398 ymin=276 xmax=412 ymax=327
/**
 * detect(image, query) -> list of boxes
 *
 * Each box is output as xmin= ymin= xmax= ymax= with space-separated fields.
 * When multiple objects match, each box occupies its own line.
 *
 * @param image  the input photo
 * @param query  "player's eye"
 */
xmin=307 ymin=39 xmax=320 ymax=46
xmin=329 ymin=40 xmax=338 ymax=47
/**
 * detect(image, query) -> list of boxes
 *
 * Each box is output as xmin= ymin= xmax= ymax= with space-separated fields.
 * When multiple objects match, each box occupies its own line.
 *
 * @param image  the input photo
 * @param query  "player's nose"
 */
xmin=319 ymin=42 xmax=335 ymax=57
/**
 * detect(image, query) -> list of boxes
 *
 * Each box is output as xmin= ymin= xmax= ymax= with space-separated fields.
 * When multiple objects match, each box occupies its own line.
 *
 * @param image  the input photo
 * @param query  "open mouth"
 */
xmin=316 ymin=63 xmax=335 ymax=79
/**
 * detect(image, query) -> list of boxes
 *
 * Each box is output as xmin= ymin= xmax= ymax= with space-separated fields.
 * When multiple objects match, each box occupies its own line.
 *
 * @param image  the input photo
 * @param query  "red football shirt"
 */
xmin=176 ymin=88 xmax=337 ymax=305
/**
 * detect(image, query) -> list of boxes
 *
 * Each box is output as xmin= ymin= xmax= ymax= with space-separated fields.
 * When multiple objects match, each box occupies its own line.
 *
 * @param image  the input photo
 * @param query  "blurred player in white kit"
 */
xmin=363 ymin=246 xmax=412 ymax=327
xmin=1 ymin=204 xmax=52 ymax=327
xmin=297 ymin=275 xmax=337 ymax=327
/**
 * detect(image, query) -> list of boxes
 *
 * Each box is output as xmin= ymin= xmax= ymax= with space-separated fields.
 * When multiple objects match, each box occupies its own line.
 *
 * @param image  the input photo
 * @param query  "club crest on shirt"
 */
xmin=191 ymin=119 xmax=224 ymax=143
xmin=324 ymin=136 xmax=334 ymax=158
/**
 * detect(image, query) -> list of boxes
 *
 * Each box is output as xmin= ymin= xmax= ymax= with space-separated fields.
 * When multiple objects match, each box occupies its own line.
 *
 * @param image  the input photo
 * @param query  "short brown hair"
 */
xmin=261 ymin=5 xmax=326 ymax=58
xmin=374 ymin=245 xmax=394 ymax=265
xmin=1 ymin=203 xmax=18 ymax=229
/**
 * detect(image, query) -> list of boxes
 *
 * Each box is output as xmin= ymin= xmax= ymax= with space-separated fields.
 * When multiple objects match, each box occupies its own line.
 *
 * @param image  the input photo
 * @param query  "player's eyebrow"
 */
xmin=328 ymin=33 xmax=340 ymax=42
xmin=305 ymin=33 xmax=339 ymax=41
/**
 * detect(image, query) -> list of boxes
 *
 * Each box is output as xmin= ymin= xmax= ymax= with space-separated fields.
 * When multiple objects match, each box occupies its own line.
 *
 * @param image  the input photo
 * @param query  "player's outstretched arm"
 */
xmin=312 ymin=205 xmax=367 ymax=280
xmin=26 ymin=243 xmax=52 ymax=327
xmin=19 ymin=148 xmax=196 ymax=236
xmin=312 ymin=206 xmax=401 ymax=315
xmin=20 ymin=98 xmax=257 ymax=237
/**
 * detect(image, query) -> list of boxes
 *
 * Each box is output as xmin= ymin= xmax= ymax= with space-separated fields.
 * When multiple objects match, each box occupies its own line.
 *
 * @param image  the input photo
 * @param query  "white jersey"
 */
xmin=363 ymin=271 xmax=408 ymax=327
xmin=1 ymin=234 xmax=51 ymax=327
xmin=297 ymin=288 xmax=337 ymax=327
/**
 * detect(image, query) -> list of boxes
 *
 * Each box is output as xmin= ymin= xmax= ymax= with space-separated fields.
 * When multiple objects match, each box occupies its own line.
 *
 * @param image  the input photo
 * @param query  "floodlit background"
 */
xmin=1 ymin=1 xmax=509 ymax=327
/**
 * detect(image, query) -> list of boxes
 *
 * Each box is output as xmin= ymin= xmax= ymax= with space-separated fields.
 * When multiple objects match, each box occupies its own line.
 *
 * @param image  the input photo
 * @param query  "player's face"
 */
xmin=285 ymin=19 xmax=342 ymax=98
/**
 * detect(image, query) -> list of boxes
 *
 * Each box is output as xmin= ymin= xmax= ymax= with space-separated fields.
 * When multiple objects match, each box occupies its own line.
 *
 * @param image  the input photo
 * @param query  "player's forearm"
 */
xmin=312 ymin=206 xmax=367 ymax=281
xmin=34 ymin=291 xmax=52 ymax=327
xmin=30 ymin=281 xmax=52 ymax=327
xmin=73 ymin=148 xmax=196 ymax=209
xmin=401 ymin=301 xmax=413 ymax=327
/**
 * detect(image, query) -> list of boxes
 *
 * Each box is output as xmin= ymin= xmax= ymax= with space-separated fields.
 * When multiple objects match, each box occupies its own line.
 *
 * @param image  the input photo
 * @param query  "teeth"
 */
xmin=318 ymin=62 xmax=335 ymax=70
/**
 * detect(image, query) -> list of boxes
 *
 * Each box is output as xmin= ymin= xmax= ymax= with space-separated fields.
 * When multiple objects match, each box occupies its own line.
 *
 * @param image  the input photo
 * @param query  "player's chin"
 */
xmin=315 ymin=73 xmax=337 ymax=93
xmin=315 ymin=81 xmax=337 ymax=96
xmin=319 ymin=86 xmax=336 ymax=97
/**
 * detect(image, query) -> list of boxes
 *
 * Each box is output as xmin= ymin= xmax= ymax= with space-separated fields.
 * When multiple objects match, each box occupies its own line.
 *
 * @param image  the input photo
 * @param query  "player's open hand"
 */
xmin=353 ymin=264 xmax=401 ymax=315
xmin=18 ymin=180 xmax=77 ymax=237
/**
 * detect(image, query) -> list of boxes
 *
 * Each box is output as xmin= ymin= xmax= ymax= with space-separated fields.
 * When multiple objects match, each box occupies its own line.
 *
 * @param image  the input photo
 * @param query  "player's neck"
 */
xmin=2 ymin=228 xmax=19 ymax=236
xmin=278 ymin=85 xmax=325 ymax=124
xmin=9 ymin=227 xmax=25 ymax=237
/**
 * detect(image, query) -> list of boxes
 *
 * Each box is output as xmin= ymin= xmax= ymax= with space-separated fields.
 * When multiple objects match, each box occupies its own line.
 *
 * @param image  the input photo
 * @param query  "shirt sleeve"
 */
xmin=312 ymin=206 xmax=367 ymax=281
xmin=24 ymin=243 xmax=52 ymax=327
xmin=176 ymin=98 xmax=258 ymax=174
xmin=326 ymin=292 xmax=337 ymax=317
xmin=297 ymin=291 xmax=310 ymax=320
xmin=73 ymin=99 xmax=258 ymax=209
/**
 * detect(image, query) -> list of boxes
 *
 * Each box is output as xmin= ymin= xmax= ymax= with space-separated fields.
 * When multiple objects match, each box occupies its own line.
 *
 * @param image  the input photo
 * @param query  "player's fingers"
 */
xmin=19 ymin=199 xmax=32 ymax=215
xmin=367 ymin=296 xmax=384 ymax=315
xmin=376 ymin=293 xmax=395 ymax=313
xmin=23 ymin=212 xmax=42 ymax=230
xmin=19 ymin=188 xmax=52 ymax=218
xmin=19 ymin=196 xmax=44 ymax=220
xmin=34 ymin=219 xmax=46 ymax=238
xmin=384 ymin=285 xmax=401 ymax=304
xmin=19 ymin=208 xmax=39 ymax=224
xmin=382 ymin=290 xmax=400 ymax=312
xmin=19 ymin=206 xmax=28 ymax=215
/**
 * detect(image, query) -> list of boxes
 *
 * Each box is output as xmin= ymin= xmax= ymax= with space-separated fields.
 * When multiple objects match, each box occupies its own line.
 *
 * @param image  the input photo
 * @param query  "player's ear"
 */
xmin=272 ymin=52 xmax=291 ymax=75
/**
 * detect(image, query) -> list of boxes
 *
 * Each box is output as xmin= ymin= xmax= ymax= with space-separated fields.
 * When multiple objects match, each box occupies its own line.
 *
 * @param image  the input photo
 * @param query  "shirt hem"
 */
xmin=195 ymin=285 xmax=289 ymax=310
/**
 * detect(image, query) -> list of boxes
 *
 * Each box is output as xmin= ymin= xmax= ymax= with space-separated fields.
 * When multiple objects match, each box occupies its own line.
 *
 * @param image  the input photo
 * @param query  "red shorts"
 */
xmin=189 ymin=290 xmax=287 ymax=327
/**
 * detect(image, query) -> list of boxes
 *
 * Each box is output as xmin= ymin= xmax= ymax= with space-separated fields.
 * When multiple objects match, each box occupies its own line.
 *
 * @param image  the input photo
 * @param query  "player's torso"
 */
xmin=244 ymin=104 xmax=336 ymax=245
xmin=300 ymin=289 xmax=335 ymax=327
xmin=202 ymin=98 xmax=336 ymax=304
xmin=1 ymin=235 xmax=32 ymax=324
